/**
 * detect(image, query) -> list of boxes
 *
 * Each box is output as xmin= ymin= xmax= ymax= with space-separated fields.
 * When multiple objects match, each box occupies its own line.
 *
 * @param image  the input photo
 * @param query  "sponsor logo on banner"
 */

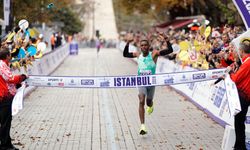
xmin=48 ymin=78 xmax=60 ymax=82
xmin=31 ymin=82 xmax=42 ymax=86
xmin=212 ymin=75 xmax=219 ymax=79
xmin=58 ymin=82 xmax=64 ymax=87
xmin=212 ymin=70 xmax=224 ymax=74
xmin=113 ymin=76 xmax=152 ymax=87
xmin=164 ymin=77 xmax=174 ymax=84
xmin=213 ymin=87 xmax=226 ymax=108
xmin=180 ymin=74 xmax=189 ymax=82
xmin=32 ymin=77 xmax=45 ymax=81
xmin=100 ymin=80 xmax=110 ymax=87
xmin=192 ymin=73 xmax=206 ymax=80
xmin=81 ymin=79 xmax=94 ymax=85
xmin=68 ymin=79 xmax=77 ymax=86
xmin=163 ymin=74 xmax=175 ymax=84
xmin=31 ymin=77 xmax=51 ymax=86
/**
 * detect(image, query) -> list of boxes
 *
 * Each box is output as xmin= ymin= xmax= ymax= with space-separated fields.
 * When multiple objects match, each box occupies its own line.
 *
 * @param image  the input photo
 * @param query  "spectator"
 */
xmin=219 ymin=35 xmax=235 ymax=67
xmin=0 ymin=48 xmax=27 ymax=150
xmin=55 ymin=32 xmax=62 ymax=48
xmin=212 ymin=40 xmax=222 ymax=54
xmin=229 ymin=39 xmax=250 ymax=150
xmin=36 ymin=34 xmax=44 ymax=44
xmin=50 ymin=33 xmax=55 ymax=50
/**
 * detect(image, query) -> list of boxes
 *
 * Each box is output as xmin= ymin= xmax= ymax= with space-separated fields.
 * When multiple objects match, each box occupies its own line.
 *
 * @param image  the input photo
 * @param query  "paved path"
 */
xmin=12 ymin=48 xmax=224 ymax=150
xmin=94 ymin=0 xmax=118 ymax=39
xmin=83 ymin=0 xmax=118 ymax=39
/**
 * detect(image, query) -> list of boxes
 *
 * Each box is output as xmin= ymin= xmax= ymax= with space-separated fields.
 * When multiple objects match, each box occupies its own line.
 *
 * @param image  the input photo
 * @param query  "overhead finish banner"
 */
xmin=233 ymin=0 xmax=250 ymax=29
xmin=27 ymin=69 xmax=226 ymax=88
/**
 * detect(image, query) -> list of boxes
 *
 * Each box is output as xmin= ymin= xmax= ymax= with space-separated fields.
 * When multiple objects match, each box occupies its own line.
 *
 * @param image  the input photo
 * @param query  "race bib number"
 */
xmin=139 ymin=70 xmax=152 ymax=75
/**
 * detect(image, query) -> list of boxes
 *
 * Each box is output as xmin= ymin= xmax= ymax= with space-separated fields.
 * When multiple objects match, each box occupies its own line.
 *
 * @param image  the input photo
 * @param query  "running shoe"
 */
xmin=139 ymin=124 xmax=147 ymax=135
xmin=146 ymin=104 xmax=154 ymax=115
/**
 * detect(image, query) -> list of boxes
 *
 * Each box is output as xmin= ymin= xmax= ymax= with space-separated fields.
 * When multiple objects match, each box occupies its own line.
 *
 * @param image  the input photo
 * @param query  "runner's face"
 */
xmin=140 ymin=41 xmax=149 ymax=53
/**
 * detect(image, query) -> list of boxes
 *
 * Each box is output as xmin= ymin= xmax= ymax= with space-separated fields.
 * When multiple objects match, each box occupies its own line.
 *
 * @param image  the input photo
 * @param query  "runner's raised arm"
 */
xmin=123 ymin=42 xmax=136 ymax=58
xmin=153 ymin=37 xmax=173 ymax=58
xmin=159 ymin=41 xmax=173 ymax=56
xmin=123 ymin=33 xmax=139 ymax=58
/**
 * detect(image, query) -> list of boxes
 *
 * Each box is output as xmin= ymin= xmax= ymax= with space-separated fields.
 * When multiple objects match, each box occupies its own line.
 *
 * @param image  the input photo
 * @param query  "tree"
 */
xmin=215 ymin=0 xmax=238 ymax=24
xmin=114 ymin=0 xmax=243 ymax=31
xmin=50 ymin=7 xmax=83 ymax=35
xmin=0 ymin=0 xmax=83 ymax=34
xmin=113 ymin=0 xmax=194 ymax=31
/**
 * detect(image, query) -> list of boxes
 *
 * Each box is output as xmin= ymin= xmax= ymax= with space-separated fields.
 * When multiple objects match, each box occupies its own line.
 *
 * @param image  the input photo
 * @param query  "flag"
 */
xmin=12 ymin=85 xmax=25 ymax=116
xmin=233 ymin=0 xmax=250 ymax=29
xmin=4 ymin=0 xmax=10 ymax=26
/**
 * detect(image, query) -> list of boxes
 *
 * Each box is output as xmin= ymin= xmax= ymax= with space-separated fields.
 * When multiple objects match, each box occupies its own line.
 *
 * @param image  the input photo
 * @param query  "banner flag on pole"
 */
xmin=12 ymin=84 xmax=25 ymax=116
xmin=233 ymin=0 xmax=250 ymax=29
xmin=3 ymin=0 xmax=10 ymax=26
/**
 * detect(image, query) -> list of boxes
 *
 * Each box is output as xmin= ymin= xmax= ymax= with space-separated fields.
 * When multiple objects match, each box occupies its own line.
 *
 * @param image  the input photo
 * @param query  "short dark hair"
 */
xmin=140 ymin=39 xmax=149 ymax=45
xmin=240 ymin=39 xmax=250 ymax=54
xmin=0 ymin=48 xmax=10 ymax=60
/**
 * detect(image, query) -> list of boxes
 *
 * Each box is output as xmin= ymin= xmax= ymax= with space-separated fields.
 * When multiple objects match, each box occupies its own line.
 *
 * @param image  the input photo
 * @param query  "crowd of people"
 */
xmin=0 ymin=21 xmax=65 ymax=150
xmin=76 ymin=35 xmax=117 ymax=49
xmin=50 ymin=32 xmax=66 ymax=51
xmin=0 ymin=26 xmax=49 ymax=72
xmin=120 ymin=25 xmax=245 ymax=70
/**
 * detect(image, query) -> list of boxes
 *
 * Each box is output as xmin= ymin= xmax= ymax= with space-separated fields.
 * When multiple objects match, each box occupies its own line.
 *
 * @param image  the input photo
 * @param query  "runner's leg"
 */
xmin=138 ymin=94 xmax=146 ymax=124
xmin=146 ymin=87 xmax=155 ymax=115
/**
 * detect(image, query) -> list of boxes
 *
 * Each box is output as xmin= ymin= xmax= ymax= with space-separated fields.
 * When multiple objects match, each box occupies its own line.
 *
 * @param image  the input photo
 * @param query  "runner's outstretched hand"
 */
xmin=126 ymin=33 xmax=134 ymax=43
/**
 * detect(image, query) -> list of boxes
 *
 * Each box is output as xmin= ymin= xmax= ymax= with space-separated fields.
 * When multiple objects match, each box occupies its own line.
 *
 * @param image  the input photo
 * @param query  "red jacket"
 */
xmin=0 ymin=60 xmax=23 ymax=98
xmin=230 ymin=54 xmax=250 ymax=99
xmin=220 ymin=52 xmax=235 ymax=67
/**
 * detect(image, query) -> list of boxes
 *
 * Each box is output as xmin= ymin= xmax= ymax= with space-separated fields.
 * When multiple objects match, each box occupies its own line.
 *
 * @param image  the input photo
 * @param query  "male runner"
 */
xmin=123 ymin=34 xmax=173 ymax=135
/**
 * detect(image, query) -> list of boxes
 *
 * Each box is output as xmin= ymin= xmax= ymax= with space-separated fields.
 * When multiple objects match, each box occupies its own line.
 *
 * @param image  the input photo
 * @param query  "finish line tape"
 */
xmin=27 ymin=69 xmax=226 ymax=88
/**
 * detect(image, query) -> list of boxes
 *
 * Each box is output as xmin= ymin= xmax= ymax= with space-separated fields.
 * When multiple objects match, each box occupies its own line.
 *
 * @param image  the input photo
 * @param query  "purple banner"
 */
xmin=233 ymin=0 xmax=250 ymax=29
